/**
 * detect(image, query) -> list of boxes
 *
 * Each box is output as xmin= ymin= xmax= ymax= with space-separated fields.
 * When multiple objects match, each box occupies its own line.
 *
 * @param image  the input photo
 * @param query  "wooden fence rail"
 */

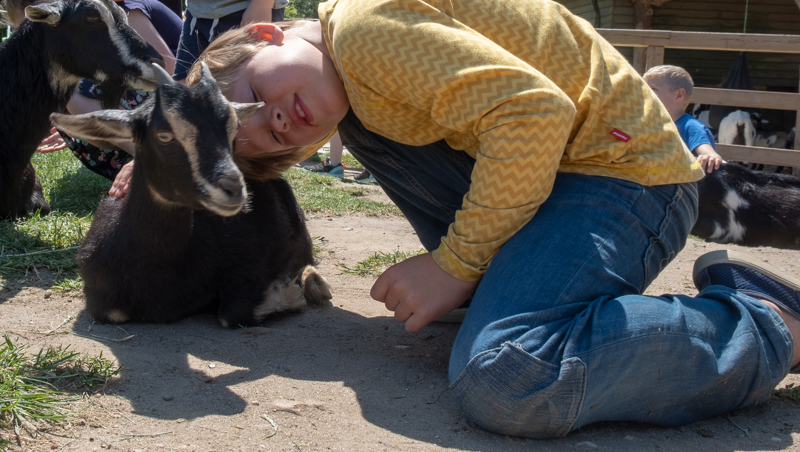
xmin=596 ymin=28 xmax=800 ymax=167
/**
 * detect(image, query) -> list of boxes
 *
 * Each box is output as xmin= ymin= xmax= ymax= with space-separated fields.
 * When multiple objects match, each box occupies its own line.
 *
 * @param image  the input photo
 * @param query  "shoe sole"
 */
xmin=692 ymin=250 xmax=800 ymax=293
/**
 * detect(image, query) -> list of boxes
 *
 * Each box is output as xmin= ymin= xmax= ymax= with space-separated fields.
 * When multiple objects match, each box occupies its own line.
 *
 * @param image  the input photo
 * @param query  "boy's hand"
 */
xmin=695 ymin=144 xmax=722 ymax=174
xmin=371 ymin=253 xmax=477 ymax=333
xmin=37 ymin=127 xmax=69 ymax=153
xmin=109 ymin=161 xmax=134 ymax=199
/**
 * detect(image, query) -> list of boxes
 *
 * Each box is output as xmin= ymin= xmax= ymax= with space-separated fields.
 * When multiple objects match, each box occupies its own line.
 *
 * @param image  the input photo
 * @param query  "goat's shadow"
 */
xmin=70 ymin=304 xmax=800 ymax=451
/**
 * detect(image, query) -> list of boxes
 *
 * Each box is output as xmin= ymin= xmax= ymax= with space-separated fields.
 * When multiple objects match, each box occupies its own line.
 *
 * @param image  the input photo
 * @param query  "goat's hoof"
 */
xmin=301 ymin=266 xmax=332 ymax=304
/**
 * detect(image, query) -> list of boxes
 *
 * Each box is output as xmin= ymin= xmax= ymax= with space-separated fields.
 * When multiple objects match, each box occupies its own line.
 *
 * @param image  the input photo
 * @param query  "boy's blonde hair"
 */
xmin=186 ymin=21 xmax=338 ymax=181
xmin=643 ymin=65 xmax=694 ymax=99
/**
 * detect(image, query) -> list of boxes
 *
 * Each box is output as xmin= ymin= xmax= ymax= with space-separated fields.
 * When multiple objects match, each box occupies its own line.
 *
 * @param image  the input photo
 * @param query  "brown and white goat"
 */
xmin=50 ymin=63 xmax=331 ymax=327
xmin=0 ymin=0 xmax=163 ymax=219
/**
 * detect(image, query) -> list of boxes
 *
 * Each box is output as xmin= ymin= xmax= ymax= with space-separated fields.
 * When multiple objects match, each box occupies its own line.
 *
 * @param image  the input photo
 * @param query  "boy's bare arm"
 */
xmin=695 ymin=143 xmax=722 ymax=173
xmin=241 ymin=0 xmax=275 ymax=25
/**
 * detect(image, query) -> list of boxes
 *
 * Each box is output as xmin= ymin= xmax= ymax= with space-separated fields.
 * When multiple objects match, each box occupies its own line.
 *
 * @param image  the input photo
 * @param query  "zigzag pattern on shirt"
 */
xmin=321 ymin=0 xmax=704 ymax=279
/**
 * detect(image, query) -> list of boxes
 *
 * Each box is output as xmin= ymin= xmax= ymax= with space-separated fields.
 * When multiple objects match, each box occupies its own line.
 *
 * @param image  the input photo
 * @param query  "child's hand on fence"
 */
xmin=109 ymin=161 xmax=134 ymax=199
xmin=36 ymin=127 xmax=69 ymax=153
xmin=371 ymin=253 xmax=477 ymax=333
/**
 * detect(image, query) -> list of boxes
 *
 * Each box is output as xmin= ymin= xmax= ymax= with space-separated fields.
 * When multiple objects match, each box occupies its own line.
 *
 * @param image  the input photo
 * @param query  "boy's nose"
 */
xmin=270 ymin=106 xmax=290 ymax=132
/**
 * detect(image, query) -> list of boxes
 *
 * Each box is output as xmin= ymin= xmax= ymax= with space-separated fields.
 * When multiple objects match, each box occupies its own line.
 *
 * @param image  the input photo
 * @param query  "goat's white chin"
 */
xmin=201 ymin=198 xmax=245 ymax=217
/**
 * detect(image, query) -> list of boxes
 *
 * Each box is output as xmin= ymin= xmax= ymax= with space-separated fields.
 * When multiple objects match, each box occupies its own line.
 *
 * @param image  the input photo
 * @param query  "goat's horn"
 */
xmin=152 ymin=63 xmax=173 ymax=85
xmin=199 ymin=62 xmax=216 ymax=84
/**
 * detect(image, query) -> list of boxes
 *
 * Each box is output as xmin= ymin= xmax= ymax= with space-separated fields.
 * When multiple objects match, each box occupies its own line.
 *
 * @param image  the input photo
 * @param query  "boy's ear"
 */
xmin=250 ymin=23 xmax=285 ymax=44
xmin=674 ymin=87 xmax=687 ymax=103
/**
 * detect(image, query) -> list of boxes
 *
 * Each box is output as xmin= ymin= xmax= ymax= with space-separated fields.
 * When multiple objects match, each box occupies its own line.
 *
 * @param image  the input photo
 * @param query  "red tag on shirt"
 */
xmin=610 ymin=128 xmax=631 ymax=142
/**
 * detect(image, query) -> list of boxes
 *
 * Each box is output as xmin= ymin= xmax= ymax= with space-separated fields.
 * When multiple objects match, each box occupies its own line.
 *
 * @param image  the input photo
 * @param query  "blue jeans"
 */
xmin=337 ymin=109 xmax=795 ymax=438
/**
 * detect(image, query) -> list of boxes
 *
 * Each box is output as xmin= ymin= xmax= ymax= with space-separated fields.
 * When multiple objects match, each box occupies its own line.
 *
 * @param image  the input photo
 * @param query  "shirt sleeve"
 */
xmin=340 ymin=14 xmax=576 ymax=281
xmin=684 ymin=119 xmax=717 ymax=152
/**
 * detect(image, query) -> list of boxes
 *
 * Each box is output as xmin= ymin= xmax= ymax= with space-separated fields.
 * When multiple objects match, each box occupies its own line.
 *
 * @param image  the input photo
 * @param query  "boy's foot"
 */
xmin=693 ymin=250 xmax=800 ymax=321
xmin=693 ymin=250 xmax=800 ymax=371
xmin=354 ymin=168 xmax=376 ymax=184
xmin=305 ymin=157 xmax=344 ymax=178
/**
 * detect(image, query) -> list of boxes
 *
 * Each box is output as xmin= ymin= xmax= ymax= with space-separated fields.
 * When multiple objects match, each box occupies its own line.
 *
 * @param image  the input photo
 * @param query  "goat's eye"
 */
xmin=156 ymin=132 xmax=174 ymax=143
xmin=85 ymin=15 xmax=101 ymax=22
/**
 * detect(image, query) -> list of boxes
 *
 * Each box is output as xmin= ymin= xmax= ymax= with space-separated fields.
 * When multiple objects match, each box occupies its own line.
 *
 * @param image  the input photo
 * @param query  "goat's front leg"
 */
xmin=217 ymin=280 xmax=307 ymax=329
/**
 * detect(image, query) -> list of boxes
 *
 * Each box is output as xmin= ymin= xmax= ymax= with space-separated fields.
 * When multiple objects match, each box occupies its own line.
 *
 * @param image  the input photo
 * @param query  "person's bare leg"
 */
xmin=758 ymin=299 xmax=800 ymax=367
xmin=328 ymin=132 xmax=343 ymax=166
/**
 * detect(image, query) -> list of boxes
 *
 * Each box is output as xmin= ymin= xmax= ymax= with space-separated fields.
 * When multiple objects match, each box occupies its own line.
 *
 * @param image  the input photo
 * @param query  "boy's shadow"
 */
xmin=70 ymin=304 xmax=469 ymax=440
xmin=70 ymin=305 xmax=800 ymax=451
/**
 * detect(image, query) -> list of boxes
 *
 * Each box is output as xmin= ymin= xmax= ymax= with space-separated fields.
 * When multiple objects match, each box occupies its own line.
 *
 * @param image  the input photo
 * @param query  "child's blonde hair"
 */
xmin=643 ymin=65 xmax=694 ymax=99
xmin=186 ymin=22 xmax=338 ymax=181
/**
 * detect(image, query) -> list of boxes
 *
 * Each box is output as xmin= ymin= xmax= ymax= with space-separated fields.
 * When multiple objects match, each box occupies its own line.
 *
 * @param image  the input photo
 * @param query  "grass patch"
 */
xmin=0 ymin=335 xmax=120 ymax=449
xmin=0 ymin=152 xmax=105 ymax=290
xmin=285 ymin=168 xmax=401 ymax=216
xmin=774 ymin=383 xmax=800 ymax=403
xmin=2 ymin=153 xmax=399 ymax=290
xmin=339 ymin=249 xmax=425 ymax=277
xmin=311 ymin=151 xmax=365 ymax=171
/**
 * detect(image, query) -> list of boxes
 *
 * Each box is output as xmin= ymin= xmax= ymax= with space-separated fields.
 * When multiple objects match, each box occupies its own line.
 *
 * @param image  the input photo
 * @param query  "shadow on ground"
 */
xmin=68 ymin=303 xmax=800 ymax=452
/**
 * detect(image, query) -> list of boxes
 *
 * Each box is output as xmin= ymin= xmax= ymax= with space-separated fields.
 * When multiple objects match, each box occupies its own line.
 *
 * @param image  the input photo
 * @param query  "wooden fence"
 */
xmin=597 ymin=28 xmax=800 ymax=167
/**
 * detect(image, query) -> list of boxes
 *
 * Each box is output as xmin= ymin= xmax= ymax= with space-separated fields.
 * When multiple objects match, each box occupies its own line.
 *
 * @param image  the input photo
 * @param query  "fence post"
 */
xmin=645 ymin=46 xmax=665 ymax=71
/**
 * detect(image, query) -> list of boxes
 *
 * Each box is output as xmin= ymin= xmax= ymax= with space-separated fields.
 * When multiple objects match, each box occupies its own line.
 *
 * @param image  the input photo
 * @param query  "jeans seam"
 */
xmin=643 ymin=185 xmax=683 ymax=283
xmin=382 ymin=153 xmax=456 ymax=216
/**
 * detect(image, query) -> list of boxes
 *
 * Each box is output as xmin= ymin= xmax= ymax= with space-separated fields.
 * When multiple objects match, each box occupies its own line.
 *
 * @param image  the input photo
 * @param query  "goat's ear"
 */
xmin=50 ymin=111 xmax=136 ymax=144
xmin=231 ymin=102 xmax=264 ymax=124
xmin=25 ymin=2 xmax=63 ymax=25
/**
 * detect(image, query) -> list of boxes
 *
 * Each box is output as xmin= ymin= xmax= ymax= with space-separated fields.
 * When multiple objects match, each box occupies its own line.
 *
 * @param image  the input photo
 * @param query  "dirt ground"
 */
xmin=1 ymin=181 xmax=799 ymax=452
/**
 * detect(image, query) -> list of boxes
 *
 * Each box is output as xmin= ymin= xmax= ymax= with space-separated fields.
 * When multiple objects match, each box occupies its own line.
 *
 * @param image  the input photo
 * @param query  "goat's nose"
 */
xmin=217 ymin=175 xmax=244 ymax=197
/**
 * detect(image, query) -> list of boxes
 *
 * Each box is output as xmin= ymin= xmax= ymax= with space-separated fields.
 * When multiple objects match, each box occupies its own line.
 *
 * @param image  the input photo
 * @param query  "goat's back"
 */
xmin=692 ymin=163 xmax=800 ymax=249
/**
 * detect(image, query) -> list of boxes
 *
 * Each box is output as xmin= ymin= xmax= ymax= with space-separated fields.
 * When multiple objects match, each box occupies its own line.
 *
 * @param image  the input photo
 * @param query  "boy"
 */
xmin=644 ymin=65 xmax=723 ymax=173
xmin=135 ymin=1 xmax=799 ymax=438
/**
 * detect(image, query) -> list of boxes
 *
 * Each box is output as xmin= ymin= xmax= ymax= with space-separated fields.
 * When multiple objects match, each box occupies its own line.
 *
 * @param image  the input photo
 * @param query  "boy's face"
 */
xmin=227 ymin=28 xmax=350 ymax=158
xmin=645 ymin=76 xmax=683 ymax=112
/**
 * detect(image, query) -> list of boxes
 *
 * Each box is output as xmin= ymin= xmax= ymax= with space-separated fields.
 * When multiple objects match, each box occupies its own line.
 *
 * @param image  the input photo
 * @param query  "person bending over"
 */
xmin=116 ymin=0 xmax=799 ymax=439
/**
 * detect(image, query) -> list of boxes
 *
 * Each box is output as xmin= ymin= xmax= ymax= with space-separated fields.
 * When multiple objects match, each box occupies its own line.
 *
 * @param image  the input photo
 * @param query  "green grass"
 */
xmin=775 ymin=383 xmax=800 ymax=403
xmin=0 ymin=151 xmax=107 ymax=290
xmin=285 ymin=168 xmax=401 ymax=216
xmin=1 ymin=152 xmax=399 ymax=291
xmin=0 ymin=335 xmax=120 ymax=449
xmin=339 ymin=249 xmax=425 ymax=277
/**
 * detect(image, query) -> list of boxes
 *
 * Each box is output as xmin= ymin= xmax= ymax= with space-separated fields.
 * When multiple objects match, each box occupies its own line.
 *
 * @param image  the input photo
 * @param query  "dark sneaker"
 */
xmin=693 ymin=250 xmax=800 ymax=321
xmin=305 ymin=157 xmax=344 ymax=178
xmin=354 ymin=168 xmax=376 ymax=184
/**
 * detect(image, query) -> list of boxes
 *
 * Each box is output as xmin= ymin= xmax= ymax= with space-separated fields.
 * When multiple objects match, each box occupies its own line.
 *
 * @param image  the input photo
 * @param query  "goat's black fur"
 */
xmin=0 ymin=0 xmax=162 ymax=219
xmin=52 ymin=65 xmax=331 ymax=327
xmin=692 ymin=163 xmax=800 ymax=249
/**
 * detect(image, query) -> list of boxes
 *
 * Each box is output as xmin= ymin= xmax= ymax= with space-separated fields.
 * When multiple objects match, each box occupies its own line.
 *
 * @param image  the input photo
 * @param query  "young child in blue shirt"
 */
xmin=644 ymin=65 xmax=723 ymax=173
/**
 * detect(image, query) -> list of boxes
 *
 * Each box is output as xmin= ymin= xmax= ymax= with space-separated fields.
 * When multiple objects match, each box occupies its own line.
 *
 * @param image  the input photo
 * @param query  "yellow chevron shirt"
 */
xmin=318 ymin=0 xmax=704 ymax=282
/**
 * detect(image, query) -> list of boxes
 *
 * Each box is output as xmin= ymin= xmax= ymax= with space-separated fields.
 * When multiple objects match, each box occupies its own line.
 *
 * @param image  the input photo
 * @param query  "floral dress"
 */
xmin=60 ymin=81 xmax=151 ymax=180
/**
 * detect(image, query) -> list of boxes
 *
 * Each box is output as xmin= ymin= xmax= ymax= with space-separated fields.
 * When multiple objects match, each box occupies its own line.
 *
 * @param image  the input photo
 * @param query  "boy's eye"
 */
xmin=271 ymin=131 xmax=281 ymax=145
xmin=251 ymin=89 xmax=259 ymax=102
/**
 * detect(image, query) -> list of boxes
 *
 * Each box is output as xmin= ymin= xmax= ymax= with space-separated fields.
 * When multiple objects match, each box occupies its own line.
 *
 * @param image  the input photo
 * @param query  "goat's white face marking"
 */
xmin=90 ymin=0 xmax=159 ymax=90
xmin=161 ymin=105 xmax=246 ymax=216
xmin=48 ymin=62 xmax=83 ymax=98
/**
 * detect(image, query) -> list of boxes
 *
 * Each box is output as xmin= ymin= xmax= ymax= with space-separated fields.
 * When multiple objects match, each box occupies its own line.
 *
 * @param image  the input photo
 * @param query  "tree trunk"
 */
xmin=631 ymin=0 xmax=671 ymax=73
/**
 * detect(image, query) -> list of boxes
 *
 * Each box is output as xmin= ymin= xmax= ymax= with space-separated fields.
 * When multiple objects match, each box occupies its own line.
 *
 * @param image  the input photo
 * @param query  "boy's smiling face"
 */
xmin=227 ymin=23 xmax=350 ymax=158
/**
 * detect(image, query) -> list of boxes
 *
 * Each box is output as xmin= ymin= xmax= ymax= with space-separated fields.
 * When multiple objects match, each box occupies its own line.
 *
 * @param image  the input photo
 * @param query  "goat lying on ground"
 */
xmin=0 ymin=0 xmax=162 ymax=219
xmin=50 ymin=63 xmax=331 ymax=327
xmin=692 ymin=162 xmax=800 ymax=249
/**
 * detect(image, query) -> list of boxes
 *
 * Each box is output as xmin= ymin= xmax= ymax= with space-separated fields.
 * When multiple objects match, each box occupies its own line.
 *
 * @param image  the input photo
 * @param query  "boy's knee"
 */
xmin=448 ymin=342 xmax=586 ymax=439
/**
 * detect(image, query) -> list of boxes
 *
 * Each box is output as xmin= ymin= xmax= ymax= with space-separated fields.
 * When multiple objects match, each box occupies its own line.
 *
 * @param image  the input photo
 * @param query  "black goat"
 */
xmin=692 ymin=163 xmax=800 ymax=249
xmin=0 ymin=0 xmax=162 ymax=219
xmin=50 ymin=64 xmax=331 ymax=328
